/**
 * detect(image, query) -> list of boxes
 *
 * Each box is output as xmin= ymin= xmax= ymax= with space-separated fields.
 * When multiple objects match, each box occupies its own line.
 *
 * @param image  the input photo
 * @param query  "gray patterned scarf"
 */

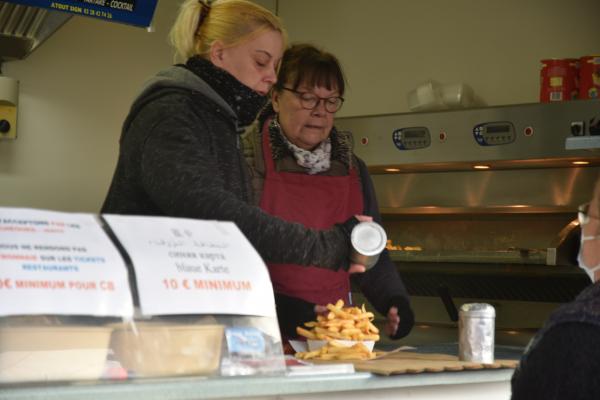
xmin=271 ymin=118 xmax=332 ymax=175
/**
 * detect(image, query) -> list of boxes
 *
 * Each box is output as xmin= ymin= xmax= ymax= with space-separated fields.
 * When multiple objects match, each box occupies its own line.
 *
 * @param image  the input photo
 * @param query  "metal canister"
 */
xmin=350 ymin=221 xmax=387 ymax=270
xmin=458 ymin=303 xmax=495 ymax=363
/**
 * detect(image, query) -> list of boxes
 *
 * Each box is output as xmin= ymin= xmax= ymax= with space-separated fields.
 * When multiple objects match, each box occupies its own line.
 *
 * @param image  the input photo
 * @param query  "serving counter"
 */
xmin=0 ymin=344 xmax=521 ymax=400
xmin=0 ymin=368 xmax=513 ymax=400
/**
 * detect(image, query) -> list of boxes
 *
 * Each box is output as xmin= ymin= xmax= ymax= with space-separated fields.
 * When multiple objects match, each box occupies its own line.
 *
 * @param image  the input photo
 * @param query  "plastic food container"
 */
xmin=110 ymin=323 xmax=224 ymax=377
xmin=0 ymin=326 xmax=112 ymax=383
xmin=440 ymin=83 xmax=475 ymax=108
xmin=407 ymin=81 xmax=446 ymax=111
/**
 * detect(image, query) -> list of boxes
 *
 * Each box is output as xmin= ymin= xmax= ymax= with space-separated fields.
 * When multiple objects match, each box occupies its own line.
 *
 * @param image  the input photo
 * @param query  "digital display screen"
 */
xmin=403 ymin=130 xmax=424 ymax=138
xmin=486 ymin=124 xmax=510 ymax=134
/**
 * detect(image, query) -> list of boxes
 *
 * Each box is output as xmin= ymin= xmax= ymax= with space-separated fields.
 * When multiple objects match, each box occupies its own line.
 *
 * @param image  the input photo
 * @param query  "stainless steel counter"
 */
xmin=0 ymin=368 xmax=514 ymax=400
xmin=0 ymin=344 xmax=522 ymax=400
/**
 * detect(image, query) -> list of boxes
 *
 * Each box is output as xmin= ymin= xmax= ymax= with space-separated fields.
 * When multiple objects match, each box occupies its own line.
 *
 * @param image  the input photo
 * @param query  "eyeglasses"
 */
xmin=578 ymin=202 xmax=600 ymax=225
xmin=281 ymin=87 xmax=344 ymax=113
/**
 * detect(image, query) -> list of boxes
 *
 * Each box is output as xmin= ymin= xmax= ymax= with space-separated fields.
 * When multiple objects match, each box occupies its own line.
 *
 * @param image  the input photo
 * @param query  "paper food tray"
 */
xmin=307 ymin=339 xmax=375 ymax=352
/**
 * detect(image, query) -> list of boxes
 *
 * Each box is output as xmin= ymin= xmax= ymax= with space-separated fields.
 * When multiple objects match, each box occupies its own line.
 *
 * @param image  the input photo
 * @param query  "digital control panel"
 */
xmin=392 ymin=127 xmax=431 ymax=150
xmin=473 ymin=121 xmax=516 ymax=146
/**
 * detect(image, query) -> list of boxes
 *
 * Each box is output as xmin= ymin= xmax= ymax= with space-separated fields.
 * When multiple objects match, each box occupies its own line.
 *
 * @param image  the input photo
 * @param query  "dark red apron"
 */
xmin=259 ymin=120 xmax=363 ymax=306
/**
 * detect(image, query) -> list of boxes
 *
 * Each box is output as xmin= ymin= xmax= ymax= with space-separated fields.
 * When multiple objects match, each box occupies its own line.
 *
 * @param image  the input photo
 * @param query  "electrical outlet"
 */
xmin=570 ymin=121 xmax=585 ymax=136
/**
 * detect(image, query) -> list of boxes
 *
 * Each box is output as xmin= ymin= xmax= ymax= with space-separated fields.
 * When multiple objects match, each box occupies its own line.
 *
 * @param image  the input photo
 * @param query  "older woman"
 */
xmin=245 ymin=44 xmax=414 ymax=342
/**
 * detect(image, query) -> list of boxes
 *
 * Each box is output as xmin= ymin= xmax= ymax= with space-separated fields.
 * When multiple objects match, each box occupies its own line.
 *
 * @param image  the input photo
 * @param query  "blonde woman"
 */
xmin=102 ymin=0 xmax=368 ymax=273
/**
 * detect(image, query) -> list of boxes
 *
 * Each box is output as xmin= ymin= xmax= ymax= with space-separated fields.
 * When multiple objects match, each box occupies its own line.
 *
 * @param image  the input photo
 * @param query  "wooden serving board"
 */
xmin=313 ymin=351 xmax=519 ymax=376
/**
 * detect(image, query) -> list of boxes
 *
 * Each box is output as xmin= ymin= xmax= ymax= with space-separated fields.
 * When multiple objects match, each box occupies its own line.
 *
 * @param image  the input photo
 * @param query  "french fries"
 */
xmin=294 ymin=299 xmax=380 ymax=361
xmin=296 ymin=299 xmax=380 ymax=341
xmin=295 ymin=340 xmax=375 ymax=361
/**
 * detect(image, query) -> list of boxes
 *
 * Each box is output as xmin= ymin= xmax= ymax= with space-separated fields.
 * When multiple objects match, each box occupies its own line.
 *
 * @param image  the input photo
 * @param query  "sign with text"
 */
xmin=0 ymin=208 xmax=134 ymax=317
xmin=4 ymin=0 xmax=158 ymax=28
xmin=102 ymin=215 xmax=277 ymax=317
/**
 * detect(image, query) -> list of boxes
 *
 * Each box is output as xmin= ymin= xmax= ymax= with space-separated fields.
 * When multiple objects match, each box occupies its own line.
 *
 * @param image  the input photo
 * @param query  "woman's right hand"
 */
xmin=314 ymin=304 xmax=328 ymax=315
xmin=348 ymin=214 xmax=373 ymax=273
xmin=348 ymin=263 xmax=366 ymax=274
xmin=355 ymin=214 xmax=373 ymax=223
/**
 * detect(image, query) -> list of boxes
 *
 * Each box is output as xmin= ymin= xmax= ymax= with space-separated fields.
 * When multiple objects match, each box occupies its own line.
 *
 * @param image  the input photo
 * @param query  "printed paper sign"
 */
xmin=102 ymin=214 xmax=277 ymax=318
xmin=0 ymin=208 xmax=134 ymax=317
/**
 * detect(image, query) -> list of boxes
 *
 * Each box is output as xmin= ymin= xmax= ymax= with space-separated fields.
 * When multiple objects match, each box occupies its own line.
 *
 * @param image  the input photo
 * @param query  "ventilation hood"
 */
xmin=0 ymin=1 xmax=71 ymax=61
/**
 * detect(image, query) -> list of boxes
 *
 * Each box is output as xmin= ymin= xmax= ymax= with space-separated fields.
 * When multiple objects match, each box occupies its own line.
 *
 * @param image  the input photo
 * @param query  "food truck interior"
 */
xmin=340 ymin=99 xmax=600 ymax=348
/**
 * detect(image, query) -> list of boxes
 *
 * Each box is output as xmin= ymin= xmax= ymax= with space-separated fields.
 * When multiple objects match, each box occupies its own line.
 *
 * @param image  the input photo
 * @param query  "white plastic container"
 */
xmin=407 ymin=81 xmax=446 ymax=111
xmin=110 ymin=323 xmax=224 ymax=377
xmin=440 ymin=83 xmax=475 ymax=108
xmin=0 ymin=326 xmax=112 ymax=383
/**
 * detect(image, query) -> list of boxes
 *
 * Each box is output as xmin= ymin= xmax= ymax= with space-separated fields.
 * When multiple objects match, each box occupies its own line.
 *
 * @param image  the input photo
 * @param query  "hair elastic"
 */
xmin=197 ymin=0 xmax=211 ymax=30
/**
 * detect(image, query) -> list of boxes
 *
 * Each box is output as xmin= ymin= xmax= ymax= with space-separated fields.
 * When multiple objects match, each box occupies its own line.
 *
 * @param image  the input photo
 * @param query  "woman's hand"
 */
xmin=348 ymin=263 xmax=366 ymax=273
xmin=355 ymin=215 xmax=373 ymax=223
xmin=348 ymin=215 xmax=373 ymax=273
xmin=314 ymin=304 xmax=328 ymax=315
xmin=385 ymin=306 xmax=400 ymax=337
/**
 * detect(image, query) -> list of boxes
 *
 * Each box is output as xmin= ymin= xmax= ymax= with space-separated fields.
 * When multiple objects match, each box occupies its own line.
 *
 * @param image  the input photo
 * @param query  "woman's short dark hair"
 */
xmin=275 ymin=44 xmax=346 ymax=96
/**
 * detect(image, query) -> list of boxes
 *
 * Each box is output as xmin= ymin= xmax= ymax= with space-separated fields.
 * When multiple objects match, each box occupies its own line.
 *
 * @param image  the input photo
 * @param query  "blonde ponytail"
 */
xmin=169 ymin=0 xmax=286 ymax=63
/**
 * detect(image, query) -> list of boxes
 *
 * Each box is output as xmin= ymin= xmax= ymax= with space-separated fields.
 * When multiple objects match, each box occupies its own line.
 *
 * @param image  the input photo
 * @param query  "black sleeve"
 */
xmin=134 ymin=95 xmax=352 ymax=270
xmin=511 ymin=322 xmax=600 ymax=400
xmin=274 ymin=293 xmax=316 ymax=339
xmin=351 ymin=157 xmax=414 ymax=339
